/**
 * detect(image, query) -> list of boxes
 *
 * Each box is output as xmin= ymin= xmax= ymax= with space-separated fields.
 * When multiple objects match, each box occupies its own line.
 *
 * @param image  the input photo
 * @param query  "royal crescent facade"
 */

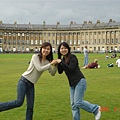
xmin=0 ymin=19 xmax=120 ymax=53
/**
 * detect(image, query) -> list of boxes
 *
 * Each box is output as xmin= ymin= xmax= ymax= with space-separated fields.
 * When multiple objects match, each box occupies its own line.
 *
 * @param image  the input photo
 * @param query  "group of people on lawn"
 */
xmin=2 ymin=42 xmax=120 ymax=120
xmin=83 ymin=45 xmax=99 ymax=69
xmin=83 ymin=46 xmax=120 ymax=68
xmin=2 ymin=43 xmax=119 ymax=120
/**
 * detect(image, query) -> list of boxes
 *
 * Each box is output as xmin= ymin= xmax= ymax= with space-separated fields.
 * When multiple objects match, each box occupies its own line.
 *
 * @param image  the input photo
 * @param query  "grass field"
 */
xmin=0 ymin=53 xmax=120 ymax=120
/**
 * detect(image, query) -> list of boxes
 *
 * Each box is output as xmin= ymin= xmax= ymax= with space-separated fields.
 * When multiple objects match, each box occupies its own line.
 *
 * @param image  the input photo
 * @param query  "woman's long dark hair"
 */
xmin=58 ymin=42 xmax=71 ymax=64
xmin=38 ymin=42 xmax=53 ymax=62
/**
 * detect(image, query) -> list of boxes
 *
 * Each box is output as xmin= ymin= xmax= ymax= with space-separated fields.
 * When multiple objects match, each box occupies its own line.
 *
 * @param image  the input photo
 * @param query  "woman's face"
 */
xmin=60 ymin=45 xmax=68 ymax=56
xmin=42 ymin=46 xmax=51 ymax=57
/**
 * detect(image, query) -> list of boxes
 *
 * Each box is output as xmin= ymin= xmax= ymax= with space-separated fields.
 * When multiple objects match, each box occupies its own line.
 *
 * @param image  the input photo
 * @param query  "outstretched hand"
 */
xmin=50 ymin=59 xmax=62 ymax=65
xmin=56 ymin=59 xmax=61 ymax=63
xmin=50 ymin=60 xmax=58 ymax=65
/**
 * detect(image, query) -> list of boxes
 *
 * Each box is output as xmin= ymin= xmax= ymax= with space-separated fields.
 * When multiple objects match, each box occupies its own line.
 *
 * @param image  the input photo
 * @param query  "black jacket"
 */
xmin=58 ymin=54 xmax=85 ymax=87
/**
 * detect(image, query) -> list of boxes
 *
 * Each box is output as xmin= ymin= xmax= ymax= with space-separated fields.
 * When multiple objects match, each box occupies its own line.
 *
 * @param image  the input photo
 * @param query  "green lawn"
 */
xmin=0 ymin=53 xmax=120 ymax=120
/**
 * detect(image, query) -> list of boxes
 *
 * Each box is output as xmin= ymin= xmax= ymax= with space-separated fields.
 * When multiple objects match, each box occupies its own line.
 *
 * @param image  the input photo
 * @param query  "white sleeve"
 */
xmin=32 ymin=54 xmax=51 ymax=72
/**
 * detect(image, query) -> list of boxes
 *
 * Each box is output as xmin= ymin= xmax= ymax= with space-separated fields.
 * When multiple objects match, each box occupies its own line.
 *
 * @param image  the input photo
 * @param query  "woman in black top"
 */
xmin=56 ymin=42 xmax=101 ymax=120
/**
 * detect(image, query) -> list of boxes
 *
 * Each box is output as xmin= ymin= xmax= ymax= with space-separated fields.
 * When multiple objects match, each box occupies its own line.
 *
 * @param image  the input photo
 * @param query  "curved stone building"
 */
xmin=0 ymin=19 xmax=120 ymax=53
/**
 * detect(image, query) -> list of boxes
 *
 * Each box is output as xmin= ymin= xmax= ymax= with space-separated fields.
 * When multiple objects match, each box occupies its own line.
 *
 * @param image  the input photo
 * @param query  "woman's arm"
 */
xmin=32 ymin=54 xmax=51 ymax=72
xmin=56 ymin=59 xmax=64 ymax=74
xmin=58 ymin=63 xmax=64 ymax=74
xmin=48 ymin=65 xmax=57 ymax=76
xmin=56 ymin=55 xmax=78 ymax=73
xmin=61 ymin=55 xmax=78 ymax=72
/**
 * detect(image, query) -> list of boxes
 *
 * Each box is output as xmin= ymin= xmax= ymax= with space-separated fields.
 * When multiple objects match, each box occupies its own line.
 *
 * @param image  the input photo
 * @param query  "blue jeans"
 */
xmin=84 ymin=56 xmax=88 ymax=66
xmin=70 ymin=78 xmax=99 ymax=120
xmin=0 ymin=76 xmax=34 ymax=120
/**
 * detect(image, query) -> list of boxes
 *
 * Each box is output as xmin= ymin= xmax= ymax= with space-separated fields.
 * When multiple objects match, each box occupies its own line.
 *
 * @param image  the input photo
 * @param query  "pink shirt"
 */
xmin=88 ymin=62 xmax=98 ymax=68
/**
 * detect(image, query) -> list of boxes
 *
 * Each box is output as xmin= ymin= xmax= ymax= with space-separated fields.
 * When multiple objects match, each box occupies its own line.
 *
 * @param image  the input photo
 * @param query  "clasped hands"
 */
xmin=50 ymin=59 xmax=61 ymax=65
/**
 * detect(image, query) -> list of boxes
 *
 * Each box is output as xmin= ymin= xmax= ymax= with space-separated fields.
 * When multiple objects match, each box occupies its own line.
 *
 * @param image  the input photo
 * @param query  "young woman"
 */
xmin=0 ymin=42 xmax=57 ymax=120
xmin=56 ymin=42 xmax=101 ymax=120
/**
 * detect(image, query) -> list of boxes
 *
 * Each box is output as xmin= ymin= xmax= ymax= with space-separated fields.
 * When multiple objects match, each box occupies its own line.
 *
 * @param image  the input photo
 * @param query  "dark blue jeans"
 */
xmin=0 ymin=76 xmax=34 ymax=120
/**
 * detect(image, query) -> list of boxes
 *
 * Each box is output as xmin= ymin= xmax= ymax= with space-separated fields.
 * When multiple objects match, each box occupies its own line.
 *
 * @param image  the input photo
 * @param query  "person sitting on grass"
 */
xmin=105 ymin=53 xmax=109 ymax=59
xmin=110 ymin=51 xmax=117 ymax=58
xmin=82 ymin=59 xmax=99 ymax=69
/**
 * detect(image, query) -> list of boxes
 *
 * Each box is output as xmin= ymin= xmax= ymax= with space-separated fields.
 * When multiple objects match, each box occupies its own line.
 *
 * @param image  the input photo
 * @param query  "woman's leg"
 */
xmin=84 ymin=56 xmax=86 ymax=66
xmin=26 ymin=82 xmax=34 ymax=120
xmin=74 ymin=78 xmax=99 ymax=116
xmin=70 ymin=78 xmax=99 ymax=120
xmin=84 ymin=56 xmax=88 ymax=66
xmin=0 ymin=78 xmax=27 ymax=111
xmin=82 ymin=65 xmax=89 ymax=69
xmin=70 ymin=86 xmax=80 ymax=120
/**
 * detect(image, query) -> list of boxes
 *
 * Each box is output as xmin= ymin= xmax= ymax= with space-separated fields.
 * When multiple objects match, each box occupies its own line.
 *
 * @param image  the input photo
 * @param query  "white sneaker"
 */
xmin=95 ymin=106 xmax=101 ymax=120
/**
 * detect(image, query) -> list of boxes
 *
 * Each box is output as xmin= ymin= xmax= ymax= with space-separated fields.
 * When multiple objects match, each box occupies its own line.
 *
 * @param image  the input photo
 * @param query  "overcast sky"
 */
xmin=0 ymin=0 xmax=120 ymax=25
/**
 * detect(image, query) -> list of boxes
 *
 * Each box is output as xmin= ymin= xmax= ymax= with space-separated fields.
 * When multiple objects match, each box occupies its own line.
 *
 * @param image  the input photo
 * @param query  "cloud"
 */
xmin=0 ymin=0 xmax=120 ymax=24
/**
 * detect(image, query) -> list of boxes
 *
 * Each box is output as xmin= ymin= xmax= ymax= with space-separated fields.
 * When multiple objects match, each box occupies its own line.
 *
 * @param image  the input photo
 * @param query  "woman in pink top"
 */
xmin=82 ymin=59 xmax=98 ymax=69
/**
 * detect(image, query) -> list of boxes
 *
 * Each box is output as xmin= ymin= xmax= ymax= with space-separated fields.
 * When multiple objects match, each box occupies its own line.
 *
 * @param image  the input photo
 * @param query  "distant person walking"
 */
xmin=83 ymin=46 xmax=89 ymax=66
xmin=0 ymin=42 xmax=57 ymax=120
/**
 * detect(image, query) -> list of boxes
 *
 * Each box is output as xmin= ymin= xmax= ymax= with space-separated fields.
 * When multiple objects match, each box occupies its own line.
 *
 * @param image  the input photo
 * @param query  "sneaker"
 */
xmin=95 ymin=106 xmax=101 ymax=120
